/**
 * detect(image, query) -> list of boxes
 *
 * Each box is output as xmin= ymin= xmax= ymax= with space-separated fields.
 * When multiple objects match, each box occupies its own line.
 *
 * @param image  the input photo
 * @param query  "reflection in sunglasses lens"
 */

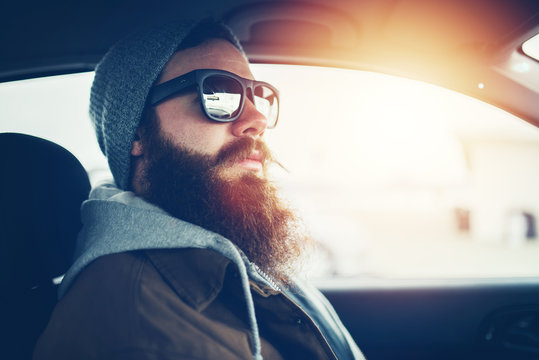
xmin=201 ymin=75 xmax=278 ymax=127
xmin=254 ymin=85 xmax=278 ymax=128
xmin=203 ymin=75 xmax=242 ymax=119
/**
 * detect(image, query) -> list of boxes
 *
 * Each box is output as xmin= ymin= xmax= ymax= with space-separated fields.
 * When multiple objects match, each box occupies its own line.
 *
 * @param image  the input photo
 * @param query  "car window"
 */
xmin=0 ymin=73 xmax=110 ymax=184
xmin=2 ymin=64 xmax=539 ymax=280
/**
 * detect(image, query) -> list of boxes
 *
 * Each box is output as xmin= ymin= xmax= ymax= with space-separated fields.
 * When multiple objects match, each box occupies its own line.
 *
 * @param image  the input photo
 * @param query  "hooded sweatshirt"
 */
xmin=58 ymin=183 xmax=364 ymax=359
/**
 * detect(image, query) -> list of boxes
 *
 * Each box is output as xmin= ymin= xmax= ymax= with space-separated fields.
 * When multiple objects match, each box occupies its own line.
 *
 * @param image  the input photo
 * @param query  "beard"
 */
xmin=136 ymin=131 xmax=309 ymax=287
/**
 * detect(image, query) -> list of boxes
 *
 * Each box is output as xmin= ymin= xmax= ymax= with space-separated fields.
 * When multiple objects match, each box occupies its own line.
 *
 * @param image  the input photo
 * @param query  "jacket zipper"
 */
xmin=251 ymin=263 xmax=337 ymax=360
xmin=252 ymin=263 xmax=281 ymax=292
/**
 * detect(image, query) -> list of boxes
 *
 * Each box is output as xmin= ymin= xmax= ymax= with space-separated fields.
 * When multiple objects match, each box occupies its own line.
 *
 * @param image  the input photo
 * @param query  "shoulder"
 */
xmin=64 ymin=248 xmax=233 ymax=315
xmin=34 ymin=252 xmax=149 ymax=359
xmin=35 ymin=249 xmax=247 ymax=360
xmin=67 ymin=248 xmax=232 ymax=300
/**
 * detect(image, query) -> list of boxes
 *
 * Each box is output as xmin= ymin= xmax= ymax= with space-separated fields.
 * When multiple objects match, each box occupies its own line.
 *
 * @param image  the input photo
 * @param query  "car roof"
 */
xmin=1 ymin=0 xmax=538 ymax=125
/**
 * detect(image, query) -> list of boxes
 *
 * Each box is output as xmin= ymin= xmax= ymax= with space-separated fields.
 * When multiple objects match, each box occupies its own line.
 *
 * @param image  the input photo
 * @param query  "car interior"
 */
xmin=0 ymin=133 xmax=91 ymax=360
xmin=1 ymin=0 xmax=539 ymax=359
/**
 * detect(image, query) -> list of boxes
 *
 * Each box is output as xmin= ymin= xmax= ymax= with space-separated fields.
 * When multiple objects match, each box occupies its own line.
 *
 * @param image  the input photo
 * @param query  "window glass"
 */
xmin=254 ymin=65 xmax=539 ymax=280
xmin=1 ymin=65 xmax=539 ymax=280
xmin=0 ymin=72 xmax=110 ymax=184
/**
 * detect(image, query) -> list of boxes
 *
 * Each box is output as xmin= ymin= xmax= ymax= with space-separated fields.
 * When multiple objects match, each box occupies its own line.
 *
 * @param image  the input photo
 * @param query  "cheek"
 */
xmin=183 ymin=127 xmax=232 ymax=156
xmin=155 ymin=101 xmax=229 ymax=155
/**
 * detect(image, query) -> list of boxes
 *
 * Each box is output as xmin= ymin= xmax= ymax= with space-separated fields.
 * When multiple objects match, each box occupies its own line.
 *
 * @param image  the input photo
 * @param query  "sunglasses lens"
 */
xmin=202 ymin=75 xmax=242 ymax=120
xmin=254 ymin=85 xmax=279 ymax=128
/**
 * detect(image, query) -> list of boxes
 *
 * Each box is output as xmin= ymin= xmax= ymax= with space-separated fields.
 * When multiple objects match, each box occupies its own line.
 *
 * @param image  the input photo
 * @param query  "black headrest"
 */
xmin=0 ymin=133 xmax=91 ymax=290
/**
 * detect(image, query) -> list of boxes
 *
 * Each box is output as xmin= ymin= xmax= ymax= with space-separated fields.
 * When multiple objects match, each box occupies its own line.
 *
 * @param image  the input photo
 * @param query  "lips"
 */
xmin=247 ymin=150 xmax=263 ymax=163
xmin=238 ymin=150 xmax=264 ymax=171
xmin=216 ymin=138 xmax=271 ymax=173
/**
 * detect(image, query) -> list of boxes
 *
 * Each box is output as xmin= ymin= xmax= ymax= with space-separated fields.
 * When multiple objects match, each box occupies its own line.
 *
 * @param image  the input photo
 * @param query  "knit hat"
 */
xmin=89 ymin=19 xmax=246 ymax=190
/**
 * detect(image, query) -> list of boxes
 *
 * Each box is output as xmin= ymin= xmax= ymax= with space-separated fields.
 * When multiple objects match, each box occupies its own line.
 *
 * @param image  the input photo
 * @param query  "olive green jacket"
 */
xmin=35 ymin=248 xmax=355 ymax=359
xmin=34 ymin=184 xmax=364 ymax=359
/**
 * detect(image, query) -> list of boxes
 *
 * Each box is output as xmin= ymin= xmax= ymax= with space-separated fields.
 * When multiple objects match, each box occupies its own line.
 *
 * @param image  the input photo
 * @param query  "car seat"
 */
xmin=0 ymin=133 xmax=91 ymax=360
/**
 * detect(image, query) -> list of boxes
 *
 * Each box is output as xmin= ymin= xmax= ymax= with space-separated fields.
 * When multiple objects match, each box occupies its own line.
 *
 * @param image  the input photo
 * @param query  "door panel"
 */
xmin=320 ymin=280 xmax=539 ymax=359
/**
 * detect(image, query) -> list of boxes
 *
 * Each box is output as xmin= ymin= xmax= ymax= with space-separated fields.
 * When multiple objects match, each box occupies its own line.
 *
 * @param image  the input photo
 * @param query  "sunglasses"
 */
xmin=150 ymin=69 xmax=280 ymax=129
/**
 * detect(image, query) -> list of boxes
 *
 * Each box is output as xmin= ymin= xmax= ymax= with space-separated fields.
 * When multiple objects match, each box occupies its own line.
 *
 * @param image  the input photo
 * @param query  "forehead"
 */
xmin=157 ymin=38 xmax=253 ymax=84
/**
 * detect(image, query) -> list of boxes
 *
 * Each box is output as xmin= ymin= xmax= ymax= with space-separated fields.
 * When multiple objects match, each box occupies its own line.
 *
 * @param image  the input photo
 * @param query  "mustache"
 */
xmin=214 ymin=137 xmax=274 ymax=167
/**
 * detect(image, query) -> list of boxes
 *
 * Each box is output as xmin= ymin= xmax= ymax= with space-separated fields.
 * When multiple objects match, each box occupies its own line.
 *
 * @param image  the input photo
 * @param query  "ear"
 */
xmin=130 ymin=130 xmax=144 ymax=156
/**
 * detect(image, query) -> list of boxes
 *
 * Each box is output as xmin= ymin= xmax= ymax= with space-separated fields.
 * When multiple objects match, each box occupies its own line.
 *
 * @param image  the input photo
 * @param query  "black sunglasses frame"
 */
xmin=149 ymin=69 xmax=280 ymax=129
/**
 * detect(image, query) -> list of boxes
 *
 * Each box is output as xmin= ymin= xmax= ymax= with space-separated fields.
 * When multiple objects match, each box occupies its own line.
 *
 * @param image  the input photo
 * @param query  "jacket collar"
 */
xmin=144 ymin=248 xmax=233 ymax=311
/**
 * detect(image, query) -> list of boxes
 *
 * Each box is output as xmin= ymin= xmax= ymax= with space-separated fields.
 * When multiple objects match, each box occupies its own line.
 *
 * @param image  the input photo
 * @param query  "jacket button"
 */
xmin=296 ymin=319 xmax=302 ymax=325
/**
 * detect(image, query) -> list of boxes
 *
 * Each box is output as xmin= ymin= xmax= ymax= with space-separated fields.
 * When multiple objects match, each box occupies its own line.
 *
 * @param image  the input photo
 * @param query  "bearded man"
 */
xmin=33 ymin=19 xmax=364 ymax=360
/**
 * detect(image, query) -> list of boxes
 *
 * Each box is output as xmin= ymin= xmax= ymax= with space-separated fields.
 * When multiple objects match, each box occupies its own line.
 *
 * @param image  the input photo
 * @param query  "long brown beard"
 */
xmin=137 ymin=132 xmax=308 ymax=286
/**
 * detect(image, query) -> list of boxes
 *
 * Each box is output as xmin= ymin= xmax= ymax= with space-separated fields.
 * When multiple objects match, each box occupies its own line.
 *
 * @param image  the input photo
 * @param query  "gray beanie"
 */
xmin=89 ymin=19 xmax=246 ymax=190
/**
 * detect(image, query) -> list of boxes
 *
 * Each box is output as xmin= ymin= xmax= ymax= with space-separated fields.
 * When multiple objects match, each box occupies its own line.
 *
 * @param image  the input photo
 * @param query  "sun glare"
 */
xmin=255 ymin=65 xmax=473 ymax=188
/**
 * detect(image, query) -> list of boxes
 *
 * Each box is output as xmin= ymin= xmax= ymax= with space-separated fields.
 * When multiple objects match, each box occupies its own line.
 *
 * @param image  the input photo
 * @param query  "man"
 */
xmin=34 ymin=19 xmax=364 ymax=360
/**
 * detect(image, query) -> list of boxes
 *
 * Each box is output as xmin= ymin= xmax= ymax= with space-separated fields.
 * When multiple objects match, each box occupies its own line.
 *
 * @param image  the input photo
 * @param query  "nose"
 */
xmin=230 ymin=95 xmax=267 ymax=138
